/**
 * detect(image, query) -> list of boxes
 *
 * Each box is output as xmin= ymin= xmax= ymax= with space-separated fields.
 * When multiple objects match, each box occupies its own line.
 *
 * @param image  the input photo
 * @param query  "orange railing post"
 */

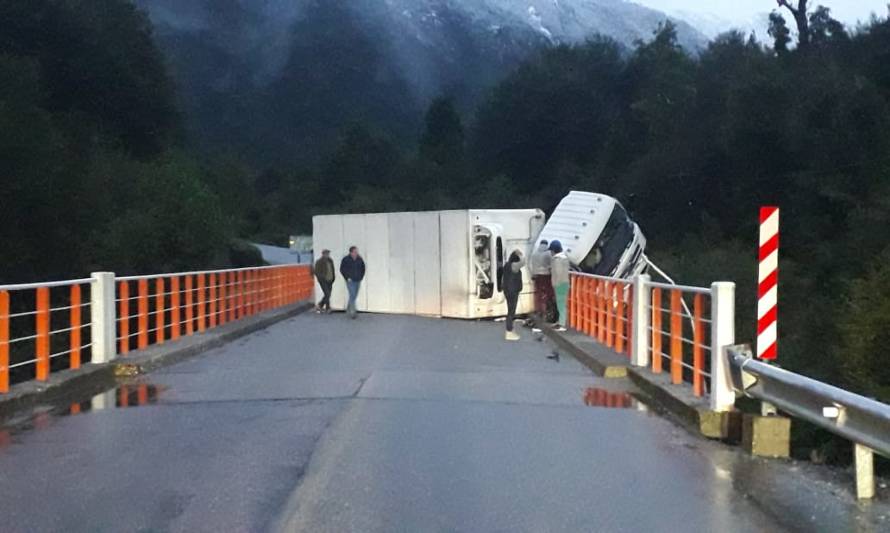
xmin=236 ymin=271 xmax=244 ymax=319
xmin=156 ymin=278 xmax=165 ymax=345
xmin=592 ymin=280 xmax=600 ymax=339
xmin=652 ymin=288 xmax=663 ymax=373
xmin=119 ymin=281 xmax=129 ymax=354
xmin=197 ymin=274 xmax=206 ymax=332
xmin=670 ymin=289 xmax=683 ymax=385
xmin=185 ymin=275 xmax=194 ymax=335
xmin=597 ymin=280 xmax=608 ymax=344
xmin=228 ymin=272 xmax=236 ymax=322
xmin=35 ymin=287 xmax=50 ymax=381
xmin=693 ymin=293 xmax=704 ymax=397
xmin=137 ymin=279 xmax=149 ymax=349
xmin=569 ymin=275 xmax=577 ymax=329
xmin=0 ymin=290 xmax=9 ymax=393
xmin=171 ymin=277 xmax=181 ymax=341
xmin=626 ymin=285 xmax=634 ymax=357
xmin=615 ymin=284 xmax=626 ymax=354
xmin=219 ymin=272 xmax=228 ymax=326
xmin=605 ymin=282 xmax=615 ymax=349
xmin=70 ymin=284 xmax=82 ymax=369
xmin=586 ymin=278 xmax=596 ymax=336
xmin=208 ymin=273 xmax=217 ymax=328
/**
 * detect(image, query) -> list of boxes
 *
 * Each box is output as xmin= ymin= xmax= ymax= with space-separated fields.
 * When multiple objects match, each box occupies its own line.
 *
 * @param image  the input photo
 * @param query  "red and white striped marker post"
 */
xmin=757 ymin=206 xmax=779 ymax=361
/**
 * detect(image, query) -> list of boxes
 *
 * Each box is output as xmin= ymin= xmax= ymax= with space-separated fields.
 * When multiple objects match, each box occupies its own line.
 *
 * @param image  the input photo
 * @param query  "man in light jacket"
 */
xmin=549 ymin=240 xmax=570 ymax=331
xmin=530 ymin=240 xmax=552 ymax=322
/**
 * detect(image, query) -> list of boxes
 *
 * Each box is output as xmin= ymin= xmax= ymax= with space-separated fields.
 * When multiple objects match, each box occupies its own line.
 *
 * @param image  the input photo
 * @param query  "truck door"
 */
xmin=473 ymin=223 xmax=504 ymax=302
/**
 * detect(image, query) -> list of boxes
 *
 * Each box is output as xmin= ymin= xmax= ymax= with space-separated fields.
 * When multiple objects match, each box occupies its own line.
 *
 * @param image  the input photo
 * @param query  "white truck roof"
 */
xmin=538 ymin=191 xmax=618 ymax=265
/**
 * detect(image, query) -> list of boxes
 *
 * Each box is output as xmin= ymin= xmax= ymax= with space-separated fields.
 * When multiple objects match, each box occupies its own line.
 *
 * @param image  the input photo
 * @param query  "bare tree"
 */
xmin=776 ymin=0 xmax=810 ymax=48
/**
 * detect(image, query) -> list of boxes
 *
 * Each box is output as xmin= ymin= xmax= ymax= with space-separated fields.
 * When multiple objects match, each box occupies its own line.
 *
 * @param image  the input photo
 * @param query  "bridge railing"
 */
xmin=0 ymin=265 xmax=313 ymax=394
xmin=569 ymin=273 xmax=736 ymax=411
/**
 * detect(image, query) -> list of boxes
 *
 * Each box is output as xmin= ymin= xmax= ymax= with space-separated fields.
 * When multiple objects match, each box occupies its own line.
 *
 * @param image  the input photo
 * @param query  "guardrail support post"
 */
xmin=90 ymin=272 xmax=117 ymax=364
xmin=631 ymin=274 xmax=650 ymax=367
xmin=855 ymin=444 xmax=875 ymax=499
xmin=710 ymin=282 xmax=736 ymax=412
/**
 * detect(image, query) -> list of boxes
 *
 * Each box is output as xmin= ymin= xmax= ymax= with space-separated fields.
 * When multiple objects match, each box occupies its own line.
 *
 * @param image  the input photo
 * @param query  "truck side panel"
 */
xmin=414 ymin=212 xmax=442 ymax=316
xmin=387 ymin=213 xmax=416 ymax=315
xmin=365 ymin=214 xmax=391 ymax=313
xmin=342 ymin=215 xmax=369 ymax=311
xmin=440 ymin=211 xmax=470 ymax=318
xmin=312 ymin=215 xmax=346 ymax=309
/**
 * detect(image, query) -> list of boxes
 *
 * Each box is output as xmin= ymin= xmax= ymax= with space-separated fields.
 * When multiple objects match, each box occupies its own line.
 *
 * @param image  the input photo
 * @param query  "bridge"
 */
xmin=0 ymin=264 xmax=888 ymax=532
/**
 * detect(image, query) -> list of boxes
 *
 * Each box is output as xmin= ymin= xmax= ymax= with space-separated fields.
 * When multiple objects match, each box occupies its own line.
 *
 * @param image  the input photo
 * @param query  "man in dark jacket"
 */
xmin=314 ymin=249 xmax=335 ymax=313
xmin=340 ymin=246 xmax=366 ymax=319
xmin=502 ymin=249 xmax=525 ymax=341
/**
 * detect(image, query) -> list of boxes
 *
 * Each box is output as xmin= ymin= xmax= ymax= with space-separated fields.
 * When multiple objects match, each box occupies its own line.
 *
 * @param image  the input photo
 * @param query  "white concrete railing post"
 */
xmin=631 ymin=274 xmax=651 ymax=367
xmin=710 ymin=282 xmax=736 ymax=412
xmin=90 ymin=272 xmax=117 ymax=364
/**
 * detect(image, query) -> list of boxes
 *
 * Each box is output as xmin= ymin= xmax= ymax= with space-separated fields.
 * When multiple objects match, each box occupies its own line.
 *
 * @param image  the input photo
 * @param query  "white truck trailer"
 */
xmin=312 ymin=209 xmax=545 ymax=319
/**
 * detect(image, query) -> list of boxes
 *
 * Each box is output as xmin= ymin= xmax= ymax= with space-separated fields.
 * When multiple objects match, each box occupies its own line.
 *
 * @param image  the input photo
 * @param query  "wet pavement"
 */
xmin=0 ymin=313 xmax=885 ymax=532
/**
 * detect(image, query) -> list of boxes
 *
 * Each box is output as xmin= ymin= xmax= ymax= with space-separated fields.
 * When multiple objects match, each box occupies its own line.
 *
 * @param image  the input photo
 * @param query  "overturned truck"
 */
xmin=312 ymin=191 xmax=647 ymax=319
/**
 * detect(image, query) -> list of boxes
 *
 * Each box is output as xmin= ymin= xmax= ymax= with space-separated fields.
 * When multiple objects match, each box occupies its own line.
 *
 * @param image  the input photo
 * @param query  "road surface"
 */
xmin=0 ymin=313 xmax=883 ymax=532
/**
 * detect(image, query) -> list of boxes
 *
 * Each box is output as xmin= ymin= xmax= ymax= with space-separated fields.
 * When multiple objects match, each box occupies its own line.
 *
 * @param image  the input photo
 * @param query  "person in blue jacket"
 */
xmin=340 ymin=246 xmax=366 ymax=319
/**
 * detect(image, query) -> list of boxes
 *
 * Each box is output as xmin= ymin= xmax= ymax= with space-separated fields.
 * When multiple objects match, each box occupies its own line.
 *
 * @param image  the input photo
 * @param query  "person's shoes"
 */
xmin=532 ymin=328 xmax=542 ymax=333
xmin=554 ymin=326 xmax=567 ymax=332
xmin=547 ymin=351 xmax=560 ymax=361
xmin=505 ymin=331 xmax=520 ymax=341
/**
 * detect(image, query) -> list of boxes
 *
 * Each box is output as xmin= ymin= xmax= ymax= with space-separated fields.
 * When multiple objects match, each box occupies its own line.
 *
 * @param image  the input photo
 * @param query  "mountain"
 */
xmin=136 ymin=0 xmax=706 ymax=164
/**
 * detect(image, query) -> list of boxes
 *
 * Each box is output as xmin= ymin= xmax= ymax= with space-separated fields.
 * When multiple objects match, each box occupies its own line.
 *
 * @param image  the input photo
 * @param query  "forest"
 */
xmin=2 ymin=1 xmax=890 ymax=459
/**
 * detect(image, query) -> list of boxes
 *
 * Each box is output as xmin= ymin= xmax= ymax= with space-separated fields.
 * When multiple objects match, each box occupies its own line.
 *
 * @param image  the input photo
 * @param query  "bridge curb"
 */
xmin=543 ymin=325 xmax=740 ymax=440
xmin=0 ymin=301 xmax=313 ymax=419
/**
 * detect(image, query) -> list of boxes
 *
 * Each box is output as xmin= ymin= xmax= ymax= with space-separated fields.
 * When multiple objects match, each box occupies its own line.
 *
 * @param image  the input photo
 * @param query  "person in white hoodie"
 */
xmin=549 ymin=240 xmax=570 ymax=331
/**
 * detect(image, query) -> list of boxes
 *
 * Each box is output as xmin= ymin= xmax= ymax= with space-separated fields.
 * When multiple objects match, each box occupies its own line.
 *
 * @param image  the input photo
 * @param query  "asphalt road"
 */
xmin=0 ymin=313 xmax=882 ymax=532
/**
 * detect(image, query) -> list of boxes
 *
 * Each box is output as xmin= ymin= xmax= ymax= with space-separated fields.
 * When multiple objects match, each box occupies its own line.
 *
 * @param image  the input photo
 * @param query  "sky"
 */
xmin=633 ymin=0 xmax=889 ymax=37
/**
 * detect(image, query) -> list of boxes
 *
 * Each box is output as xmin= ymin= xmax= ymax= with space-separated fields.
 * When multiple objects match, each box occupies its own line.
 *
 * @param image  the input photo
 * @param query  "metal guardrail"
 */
xmin=727 ymin=345 xmax=890 ymax=457
xmin=727 ymin=344 xmax=890 ymax=499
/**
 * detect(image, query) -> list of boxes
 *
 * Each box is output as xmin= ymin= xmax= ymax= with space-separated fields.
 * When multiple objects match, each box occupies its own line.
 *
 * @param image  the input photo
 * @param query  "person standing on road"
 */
xmin=340 ymin=246 xmax=366 ymax=319
xmin=530 ymin=239 xmax=552 ymax=323
xmin=314 ymin=249 xmax=336 ymax=313
xmin=549 ymin=240 xmax=570 ymax=332
xmin=502 ymin=249 xmax=525 ymax=341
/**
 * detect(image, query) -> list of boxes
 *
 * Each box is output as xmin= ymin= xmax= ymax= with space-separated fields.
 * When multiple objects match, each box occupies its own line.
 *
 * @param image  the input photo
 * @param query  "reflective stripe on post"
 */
xmin=70 ymin=285 xmax=81 ymax=369
xmin=670 ymin=290 xmax=682 ymax=385
xmin=35 ymin=287 xmax=50 ymax=381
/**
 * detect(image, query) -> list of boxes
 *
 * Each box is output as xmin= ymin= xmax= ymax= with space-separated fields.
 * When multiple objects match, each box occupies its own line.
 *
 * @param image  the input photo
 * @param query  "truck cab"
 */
xmin=538 ymin=191 xmax=647 ymax=279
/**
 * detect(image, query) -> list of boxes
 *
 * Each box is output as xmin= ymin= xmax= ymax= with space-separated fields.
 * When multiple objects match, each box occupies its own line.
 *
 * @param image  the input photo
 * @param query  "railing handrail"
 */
xmin=116 ymin=263 xmax=302 ymax=282
xmin=727 ymin=345 xmax=890 ymax=458
xmin=0 ymin=278 xmax=94 ymax=292
xmin=644 ymin=280 xmax=711 ymax=295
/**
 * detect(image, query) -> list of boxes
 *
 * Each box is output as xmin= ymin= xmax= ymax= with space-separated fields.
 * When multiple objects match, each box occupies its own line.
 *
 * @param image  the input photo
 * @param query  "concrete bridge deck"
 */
xmin=0 ymin=313 xmax=879 ymax=532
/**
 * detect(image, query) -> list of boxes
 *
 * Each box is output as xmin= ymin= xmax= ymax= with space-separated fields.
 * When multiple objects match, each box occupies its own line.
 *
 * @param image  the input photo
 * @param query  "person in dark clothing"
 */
xmin=502 ymin=249 xmax=525 ymax=341
xmin=314 ymin=249 xmax=335 ymax=313
xmin=339 ymin=246 xmax=366 ymax=319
